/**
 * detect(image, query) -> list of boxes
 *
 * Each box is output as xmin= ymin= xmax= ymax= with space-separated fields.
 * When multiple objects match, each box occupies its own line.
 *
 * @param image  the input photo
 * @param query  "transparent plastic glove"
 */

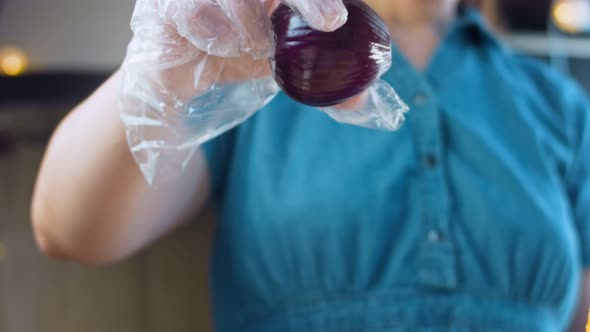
xmin=121 ymin=0 xmax=350 ymax=185
xmin=121 ymin=1 xmax=267 ymax=185
xmin=281 ymin=0 xmax=348 ymax=31
xmin=321 ymin=79 xmax=409 ymax=131
xmin=120 ymin=0 xmax=407 ymax=185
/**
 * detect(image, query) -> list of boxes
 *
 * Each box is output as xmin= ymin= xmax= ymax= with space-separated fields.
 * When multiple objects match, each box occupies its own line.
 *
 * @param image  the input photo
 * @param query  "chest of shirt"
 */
xmin=207 ymin=13 xmax=585 ymax=330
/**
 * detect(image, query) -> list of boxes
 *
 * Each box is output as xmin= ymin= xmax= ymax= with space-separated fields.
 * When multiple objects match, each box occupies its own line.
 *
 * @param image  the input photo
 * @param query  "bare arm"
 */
xmin=31 ymin=70 xmax=211 ymax=265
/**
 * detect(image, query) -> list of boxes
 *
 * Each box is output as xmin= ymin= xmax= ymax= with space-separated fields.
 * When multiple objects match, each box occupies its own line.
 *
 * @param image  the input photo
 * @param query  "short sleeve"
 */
xmin=201 ymin=129 xmax=236 ymax=200
xmin=565 ymin=84 xmax=590 ymax=267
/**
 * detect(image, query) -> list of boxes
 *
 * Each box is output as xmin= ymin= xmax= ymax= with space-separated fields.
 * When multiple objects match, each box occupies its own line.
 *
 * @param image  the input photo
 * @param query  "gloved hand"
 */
xmin=120 ymin=0 xmax=406 ymax=185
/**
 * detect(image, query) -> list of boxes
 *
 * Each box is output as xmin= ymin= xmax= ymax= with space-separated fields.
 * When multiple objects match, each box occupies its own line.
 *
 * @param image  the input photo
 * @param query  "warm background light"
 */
xmin=0 ymin=47 xmax=28 ymax=76
xmin=552 ymin=0 xmax=590 ymax=33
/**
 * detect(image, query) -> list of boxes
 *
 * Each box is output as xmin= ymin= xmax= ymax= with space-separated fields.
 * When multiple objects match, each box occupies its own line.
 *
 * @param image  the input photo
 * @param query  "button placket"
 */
xmin=407 ymin=86 xmax=457 ymax=289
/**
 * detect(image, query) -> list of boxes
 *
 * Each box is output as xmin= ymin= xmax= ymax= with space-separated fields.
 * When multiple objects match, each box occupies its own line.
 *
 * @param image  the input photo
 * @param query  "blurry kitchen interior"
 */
xmin=1 ymin=0 xmax=590 ymax=331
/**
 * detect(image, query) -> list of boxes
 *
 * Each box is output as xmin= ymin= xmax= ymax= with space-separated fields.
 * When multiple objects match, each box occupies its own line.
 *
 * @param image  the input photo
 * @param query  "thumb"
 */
xmin=329 ymin=91 xmax=369 ymax=111
xmin=282 ymin=0 xmax=348 ymax=32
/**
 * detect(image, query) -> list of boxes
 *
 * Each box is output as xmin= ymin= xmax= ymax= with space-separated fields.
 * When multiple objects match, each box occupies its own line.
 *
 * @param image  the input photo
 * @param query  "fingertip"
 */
xmin=297 ymin=0 xmax=348 ymax=32
xmin=318 ymin=2 xmax=348 ymax=32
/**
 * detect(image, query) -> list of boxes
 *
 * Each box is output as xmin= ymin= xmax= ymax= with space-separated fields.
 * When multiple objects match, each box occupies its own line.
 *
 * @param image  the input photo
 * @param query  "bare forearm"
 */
xmin=31 ymin=70 xmax=210 ymax=264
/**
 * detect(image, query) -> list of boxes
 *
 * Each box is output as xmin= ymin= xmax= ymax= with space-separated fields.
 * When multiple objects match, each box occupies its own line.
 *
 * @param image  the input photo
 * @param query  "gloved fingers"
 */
xmin=163 ymin=0 xmax=243 ymax=57
xmin=129 ymin=0 xmax=235 ymax=61
xmin=125 ymin=0 xmax=276 ymax=107
xmin=282 ymin=0 xmax=348 ymax=32
xmin=161 ymin=0 xmax=273 ymax=58
xmin=217 ymin=0 xmax=274 ymax=58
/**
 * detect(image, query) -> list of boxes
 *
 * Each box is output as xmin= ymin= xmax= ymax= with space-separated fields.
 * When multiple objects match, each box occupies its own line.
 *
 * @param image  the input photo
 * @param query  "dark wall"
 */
xmin=500 ymin=0 xmax=553 ymax=31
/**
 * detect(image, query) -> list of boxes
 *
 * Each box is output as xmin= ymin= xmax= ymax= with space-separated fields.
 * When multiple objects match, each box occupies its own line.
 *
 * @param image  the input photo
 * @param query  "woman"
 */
xmin=31 ymin=0 xmax=590 ymax=331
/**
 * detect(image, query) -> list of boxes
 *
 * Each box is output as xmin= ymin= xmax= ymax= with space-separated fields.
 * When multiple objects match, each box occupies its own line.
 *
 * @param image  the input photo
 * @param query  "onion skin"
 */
xmin=271 ymin=0 xmax=392 ymax=107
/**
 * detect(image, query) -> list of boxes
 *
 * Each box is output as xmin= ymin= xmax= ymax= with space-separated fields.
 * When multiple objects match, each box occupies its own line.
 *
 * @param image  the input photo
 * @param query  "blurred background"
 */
xmin=1 ymin=0 xmax=590 ymax=331
xmin=0 ymin=1 xmax=215 ymax=331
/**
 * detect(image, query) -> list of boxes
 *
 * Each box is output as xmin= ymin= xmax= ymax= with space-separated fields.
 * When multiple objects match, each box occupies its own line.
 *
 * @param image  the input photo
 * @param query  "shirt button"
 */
xmin=424 ymin=154 xmax=438 ymax=168
xmin=413 ymin=93 xmax=429 ymax=106
xmin=427 ymin=230 xmax=443 ymax=243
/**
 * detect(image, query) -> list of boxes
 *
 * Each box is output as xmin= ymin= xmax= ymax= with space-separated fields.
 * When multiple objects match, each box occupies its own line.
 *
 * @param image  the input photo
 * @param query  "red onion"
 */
xmin=271 ymin=0 xmax=391 ymax=107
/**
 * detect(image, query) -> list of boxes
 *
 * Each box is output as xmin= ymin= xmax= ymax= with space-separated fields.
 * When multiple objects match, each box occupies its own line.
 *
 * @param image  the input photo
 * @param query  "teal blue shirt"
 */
xmin=203 ymin=10 xmax=590 ymax=332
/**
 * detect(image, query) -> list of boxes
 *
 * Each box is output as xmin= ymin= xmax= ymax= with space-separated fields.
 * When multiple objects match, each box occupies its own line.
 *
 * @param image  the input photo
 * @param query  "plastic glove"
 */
xmin=120 ymin=0 xmax=351 ymax=184
xmin=120 ymin=0 xmax=405 ymax=185
xmin=322 ymin=79 xmax=408 ymax=131
xmin=281 ymin=0 xmax=348 ymax=31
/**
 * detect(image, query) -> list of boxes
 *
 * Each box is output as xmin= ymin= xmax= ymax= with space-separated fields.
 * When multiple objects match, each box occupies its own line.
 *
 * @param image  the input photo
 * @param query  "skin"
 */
xmin=30 ymin=0 xmax=589 ymax=329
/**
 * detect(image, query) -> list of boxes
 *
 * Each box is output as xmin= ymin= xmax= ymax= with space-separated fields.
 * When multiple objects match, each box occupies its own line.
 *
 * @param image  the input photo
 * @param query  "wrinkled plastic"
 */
xmin=322 ymin=79 xmax=408 ymax=130
xmin=120 ymin=0 xmax=408 ymax=185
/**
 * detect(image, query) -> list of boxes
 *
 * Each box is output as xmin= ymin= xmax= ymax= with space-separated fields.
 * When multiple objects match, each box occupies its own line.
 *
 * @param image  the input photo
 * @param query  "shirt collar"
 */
xmin=450 ymin=7 xmax=502 ymax=48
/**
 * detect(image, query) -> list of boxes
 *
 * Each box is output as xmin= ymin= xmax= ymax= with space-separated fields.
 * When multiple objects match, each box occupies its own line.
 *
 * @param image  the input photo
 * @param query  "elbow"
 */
xmin=32 ymin=226 xmax=122 ymax=266
xmin=33 ymin=227 xmax=71 ymax=261
xmin=31 ymin=204 xmax=123 ymax=266
xmin=31 ymin=197 xmax=66 ymax=260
